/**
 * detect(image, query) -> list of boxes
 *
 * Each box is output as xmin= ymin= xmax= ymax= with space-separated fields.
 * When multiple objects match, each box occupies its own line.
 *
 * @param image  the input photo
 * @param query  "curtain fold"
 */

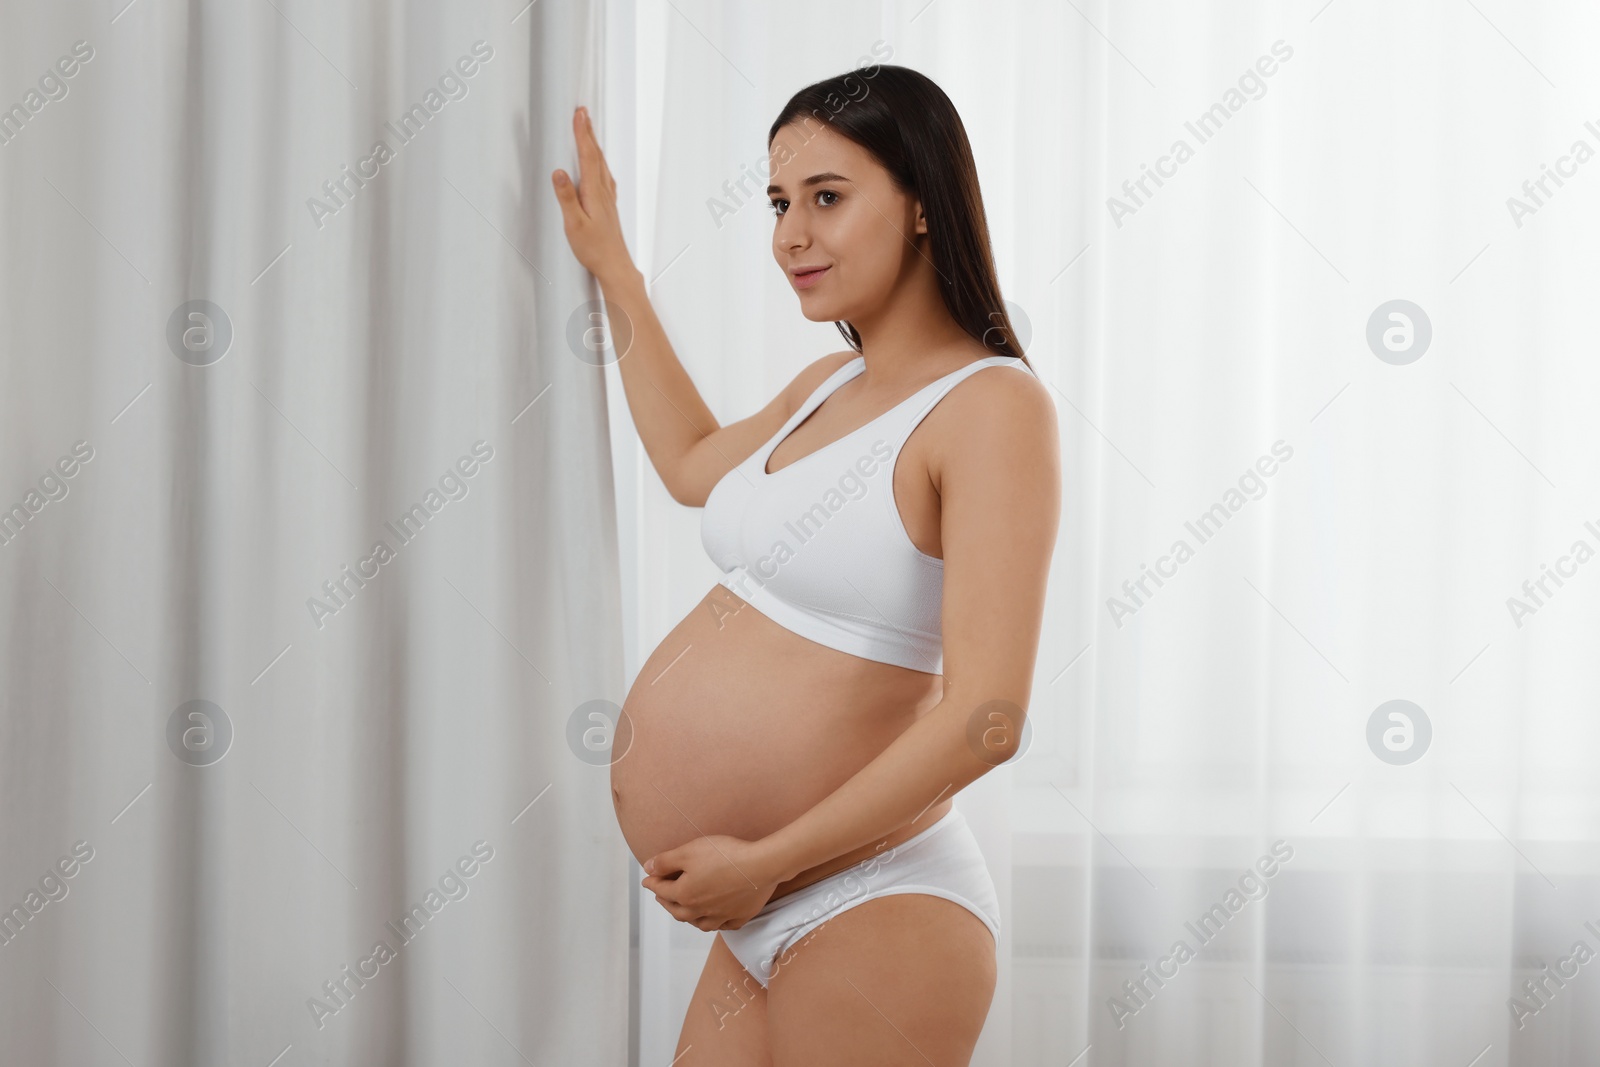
xmin=1 ymin=1 xmax=628 ymax=1064
xmin=626 ymin=1 xmax=1600 ymax=1065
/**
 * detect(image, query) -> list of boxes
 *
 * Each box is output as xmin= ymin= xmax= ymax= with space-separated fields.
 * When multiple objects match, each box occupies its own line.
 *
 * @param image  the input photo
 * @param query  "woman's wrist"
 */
xmin=749 ymin=830 xmax=802 ymax=886
xmin=595 ymin=261 xmax=643 ymax=294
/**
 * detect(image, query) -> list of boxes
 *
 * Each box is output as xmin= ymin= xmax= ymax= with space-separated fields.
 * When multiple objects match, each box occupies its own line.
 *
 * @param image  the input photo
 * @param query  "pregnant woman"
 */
xmin=553 ymin=65 xmax=1060 ymax=1066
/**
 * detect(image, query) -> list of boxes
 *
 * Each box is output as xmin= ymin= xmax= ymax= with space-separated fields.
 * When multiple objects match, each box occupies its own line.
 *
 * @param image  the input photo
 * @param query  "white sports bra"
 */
xmin=699 ymin=353 xmax=1036 ymax=674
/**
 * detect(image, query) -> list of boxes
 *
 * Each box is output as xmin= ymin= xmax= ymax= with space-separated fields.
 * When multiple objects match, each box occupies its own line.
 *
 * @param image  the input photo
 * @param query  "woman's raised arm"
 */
xmin=551 ymin=105 xmax=848 ymax=506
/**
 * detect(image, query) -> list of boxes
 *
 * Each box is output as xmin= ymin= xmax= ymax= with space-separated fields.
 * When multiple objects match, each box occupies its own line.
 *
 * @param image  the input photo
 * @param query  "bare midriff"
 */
xmin=610 ymin=582 xmax=951 ymax=905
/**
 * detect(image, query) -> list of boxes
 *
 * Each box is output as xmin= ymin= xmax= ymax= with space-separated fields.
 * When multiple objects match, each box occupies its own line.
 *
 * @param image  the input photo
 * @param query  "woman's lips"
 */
xmin=792 ymin=266 xmax=830 ymax=290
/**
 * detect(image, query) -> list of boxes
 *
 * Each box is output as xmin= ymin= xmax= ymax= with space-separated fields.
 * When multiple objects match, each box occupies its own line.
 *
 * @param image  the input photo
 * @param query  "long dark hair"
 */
xmin=768 ymin=64 xmax=1030 ymax=371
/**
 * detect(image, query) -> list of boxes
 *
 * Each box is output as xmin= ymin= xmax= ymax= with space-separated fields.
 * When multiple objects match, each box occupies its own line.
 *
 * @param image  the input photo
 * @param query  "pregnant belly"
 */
xmin=611 ymin=582 xmax=946 ymax=899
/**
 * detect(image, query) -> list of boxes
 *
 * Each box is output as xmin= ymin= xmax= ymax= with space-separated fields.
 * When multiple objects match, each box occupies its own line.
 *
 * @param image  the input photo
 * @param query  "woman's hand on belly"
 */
xmin=640 ymin=834 xmax=783 ymax=931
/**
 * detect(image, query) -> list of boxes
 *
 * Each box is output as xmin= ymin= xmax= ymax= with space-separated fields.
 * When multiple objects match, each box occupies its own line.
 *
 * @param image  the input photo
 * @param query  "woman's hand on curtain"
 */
xmin=640 ymin=835 xmax=779 ymax=931
xmin=552 ymin=105 xmax=634 ymax=282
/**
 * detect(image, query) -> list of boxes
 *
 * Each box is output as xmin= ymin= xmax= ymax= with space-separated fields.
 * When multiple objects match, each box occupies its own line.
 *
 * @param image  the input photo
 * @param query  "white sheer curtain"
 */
xmin=1 ymin=1 xmax=629 ymax=1064
xmin=618 ymin=1 xmax=1600 ymax=1064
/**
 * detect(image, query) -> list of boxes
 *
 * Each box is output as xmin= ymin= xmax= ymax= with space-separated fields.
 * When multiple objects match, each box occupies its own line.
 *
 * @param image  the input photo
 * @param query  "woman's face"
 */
xmin=767 ymin=121 xmax=924 ymax=323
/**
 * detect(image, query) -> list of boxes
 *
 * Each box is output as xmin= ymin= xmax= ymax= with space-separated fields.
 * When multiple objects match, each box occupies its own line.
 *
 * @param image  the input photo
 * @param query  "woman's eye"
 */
xmin=769 ymin=191 xmax=838 ymax=218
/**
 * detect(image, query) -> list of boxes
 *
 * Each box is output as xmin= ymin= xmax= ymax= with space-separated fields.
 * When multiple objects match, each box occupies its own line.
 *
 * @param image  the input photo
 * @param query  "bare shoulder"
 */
xmin=929 ymin=356 xmax=1059 ymax=482
xmin=939 ymin=356 xmax=1056 ymax=442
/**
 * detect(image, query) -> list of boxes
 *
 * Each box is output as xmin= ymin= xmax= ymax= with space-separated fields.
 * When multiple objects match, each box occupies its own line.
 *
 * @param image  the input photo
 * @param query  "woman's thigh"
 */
xmin=674 ymin=933 xmax=773 ymax=1067
xmin=765 ymin=893 xmax=998 ymax=1067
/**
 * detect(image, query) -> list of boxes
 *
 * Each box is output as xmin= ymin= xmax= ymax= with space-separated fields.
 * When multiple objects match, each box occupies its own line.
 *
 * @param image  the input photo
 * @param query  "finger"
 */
xmin=576 ymin=108 xmax=616 ymax=200
xmin=646 ymin=852 xmax=684 ymax=878
xmin=574 ymin=108 xmax=603 ymax=192
xmin=550 ymin=170 xmax=589 ymax=223
xmin=653 ymin=897 xmax=695 ymax=923
xmin=642 ymin=876 xmax=685 ymax=904
xmin=586 ymin=109 xmax=617 ymax=189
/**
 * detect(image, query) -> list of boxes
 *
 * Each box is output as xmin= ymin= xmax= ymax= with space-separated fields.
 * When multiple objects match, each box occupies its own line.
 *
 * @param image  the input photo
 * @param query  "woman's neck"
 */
xmin=849 ymin=273 xmax=975 ymax=389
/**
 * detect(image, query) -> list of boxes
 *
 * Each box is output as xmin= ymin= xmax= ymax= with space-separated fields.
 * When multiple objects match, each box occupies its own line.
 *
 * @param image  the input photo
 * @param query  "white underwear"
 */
xmin=719 ymin=805 xmax=1001 ymax=988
